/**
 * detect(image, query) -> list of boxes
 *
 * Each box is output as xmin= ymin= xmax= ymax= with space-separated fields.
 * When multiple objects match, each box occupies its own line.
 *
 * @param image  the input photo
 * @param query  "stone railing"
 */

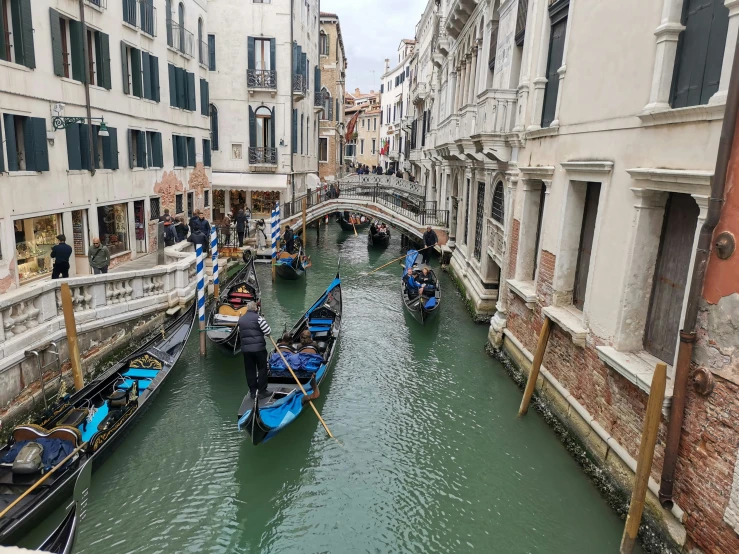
xmin=477 ymin=89 xmax=518 ymax=135
xmin=487 ymin=217 xmax=505 ymax=267
xmin=459 ymin=104 xmax=478 ymax=138
xmin=0 ymin=242 xmax=197 ymax=366
xmin=340 ymin=174 xmax=425 ymax=197
xmin=437 ymin=114 xmax=460 ymax=146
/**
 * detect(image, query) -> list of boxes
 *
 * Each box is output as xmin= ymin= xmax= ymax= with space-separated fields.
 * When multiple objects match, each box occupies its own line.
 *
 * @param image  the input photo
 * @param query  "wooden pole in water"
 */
xmin=620 ymin=362 xmax=667 ymax=554
xmin=518 ymin=316 xmax=552 ymax=416
xmin=60 ymin=283 xmax=84 ymax=391
xmin=302 ymin=198 xmax=307 ymax=243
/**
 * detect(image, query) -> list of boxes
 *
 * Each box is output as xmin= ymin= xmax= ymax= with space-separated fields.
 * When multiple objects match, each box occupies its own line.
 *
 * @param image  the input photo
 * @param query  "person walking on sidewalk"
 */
xmin=236 ymin=209 xmax=247 ymax=247
xmin=238 ymin=302 xmax=272 ymax=400
xmin=89 ymin=238 xmax=110 ymax=274
xmin=51 ymin=234 xmax=73 ymax=279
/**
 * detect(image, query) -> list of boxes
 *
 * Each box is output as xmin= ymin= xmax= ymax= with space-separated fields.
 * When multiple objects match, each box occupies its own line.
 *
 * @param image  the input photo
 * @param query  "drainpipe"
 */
xmin=290 ymin=0 xmax=295 ymax=204
xmin=78 ymin=0 xmax=95 ymax=176
xmin=658 ymin=35 xmax=739 ymax=509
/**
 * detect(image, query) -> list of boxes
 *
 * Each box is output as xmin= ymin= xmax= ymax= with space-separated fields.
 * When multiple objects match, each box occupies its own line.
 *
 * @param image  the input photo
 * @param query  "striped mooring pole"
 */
xmin=196 ymin=244 xmax=206 ymax=356
xmin=210 ymin=226 xmax=219 ymax=299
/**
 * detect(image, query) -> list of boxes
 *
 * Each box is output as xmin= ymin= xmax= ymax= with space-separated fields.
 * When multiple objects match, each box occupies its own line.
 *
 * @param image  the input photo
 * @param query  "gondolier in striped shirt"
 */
xmin=238 ymin=302 xmax=272 ymax=400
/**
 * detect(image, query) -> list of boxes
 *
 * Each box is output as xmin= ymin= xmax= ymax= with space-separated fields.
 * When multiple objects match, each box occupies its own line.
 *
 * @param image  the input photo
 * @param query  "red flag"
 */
xmin=345 ymin=111 xmax=360 ymax=143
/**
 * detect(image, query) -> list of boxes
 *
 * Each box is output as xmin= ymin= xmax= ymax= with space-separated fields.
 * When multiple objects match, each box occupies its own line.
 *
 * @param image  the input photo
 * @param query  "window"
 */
xmin=177 ymin=3 xmax=185 ymax=53
xmin=488 ymin=25 xmax=499 ymax=74
xmin=541 ymin=1 xmax=569 ymax=128
xmin=123 ymin=45 xmax=159 ymax=101
xmin=0 ymin=0 xmax=35 ymax=68
xmin=300 ymin=114 xmax=304 ymax=154
xmin=128 ymin=129 xmax=162 ymax=169
xmin=204 ymin=189 xmax=210 ymax=208
xmin=208 ymin=34 xmax=216 ymax=70
xmin=176 ymin=193 xmax=183 ymax=215
xmin=123 ymin=0 xmax=136 ymax=26
xmin=463 ymin=179 xmax=470 ymax=244
xmin=292 ymin=108 xmax=298 ymax=154
xmin=572 ymin=183 xmax=601 ymax=311
xmin=150 ymin=197 xmax=161 ymax=220
xmin=491 ymin=182 xmax=505 ymax=224
xmin=187 ymin=191 xmax=195 ymax=218
xmin=671 ymin=0 xmax=729 ymax=108
xmin=249 ymin=106 xmax=276 ymax=164
xmin=361 ymin=119 xmax=365 ymax=129
xmin=372 ymin=139 xmax=376 ymax=154
xmin=373 ymin=118 xmax=377 ymax=131
xmin=474 ymin=182 xmax=486 ymax=260
xmin=515 ymin=0 xmax=529 ymax=46
xmin=168 ymin=64 xmax=196 ymax=110
xmin=172 ymin=134 xmax=189 ymax=167
xmin=50 ymin=11 xmax=109 ymax=87
xmin=360 ymin=139 xmax=364 ymax=155
xmin=197 ymin=18 xmax=204 ymax=64
xmin=209 ymin=104 xmax=219 ymax=150
xmin=200 ymin=79 xmax=209 ymax=116
xmin=254 ymin=38 xmax=273 ymax=70
xmin=97 ymin=203 xmax=129 ymax=256
xmin=186 ymin=136 xmax=196 ymax=166
xmin=49 ymin=11 xmax=71 ymax=78
xmin=319 ymin=137 xmax=328 ymax=162
xmin=2 ymin=114 xmax=49 ymax=172
xmin=140 ymin=1 xmax=156 ymax=36
xmin=531 ymin=187 xmax=546 ymax=279
xmin=322 ymin=87 xmax=332 ymax=120
xmin=66 ymin=123 xmax=119 ymax=171
xmin=319 ymin=31 xmax=329 ymax=56
xmin=203 ymin=139 xmax=211 ymax=167
xmin=253 ymin=0 xmax=272 ymax=3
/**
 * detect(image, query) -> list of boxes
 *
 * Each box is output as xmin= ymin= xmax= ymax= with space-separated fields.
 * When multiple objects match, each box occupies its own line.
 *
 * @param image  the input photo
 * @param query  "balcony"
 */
xmin=487 ymin=218 xmax=505 ymax=268
xmin=247 ymin=69 xmax=277 ymax=92
xmin=401 ymin=115 xmax=413 ymax=132
xmin=166 ymin=19 xmax=194 ymax=58
xmin=471 ymin=88 xmax=518 ymax=163
xmin=446 ymin=0 xmax=479 ymax=40
xmin=293 ymin=74 xmax=307 ymax=99
xmin=314 ymin=90 xmax=324 ymax=112
xmin=412 ymin=82 xmax=429 ymax=105
xmin=249 ymin=147 xmax=277 ymax=166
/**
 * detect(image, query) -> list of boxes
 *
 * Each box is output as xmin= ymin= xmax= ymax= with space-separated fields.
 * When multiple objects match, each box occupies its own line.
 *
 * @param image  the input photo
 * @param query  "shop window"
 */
xmin=134 ymin=200 xmax=146 ymax=254
xmin=15 ymin=215 xmax=61 ymax=283
xmin=3 ymin=114 xmax=49 ymax=172
xmin=251 ymin=191 xmax=278 ymax=215
xmin=72 ymin=210 xmax=86 ymax=255
xmin=150 ymin=197 xmax=161 ymax=220
xmin=176 ymin=193 xmax=183 ymax=215
xmin=204 ymin=190 xmax=210 ymax=208
xmin=97 ymin=204 xmax=129 ymax=256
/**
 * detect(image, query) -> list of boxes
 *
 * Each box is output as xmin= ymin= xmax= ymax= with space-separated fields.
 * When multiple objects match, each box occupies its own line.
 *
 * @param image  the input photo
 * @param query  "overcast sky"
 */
xmin=321 ymin=0 xmax=429 ymax=95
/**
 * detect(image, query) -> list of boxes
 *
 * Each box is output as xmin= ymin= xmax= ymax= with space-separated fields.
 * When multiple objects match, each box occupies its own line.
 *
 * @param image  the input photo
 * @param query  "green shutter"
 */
xmin=102 ymin=128 xmax=113 ymax=169
xmin=175 ymin=67 xmax=185 ymax=108
xmin=131 ymin=48 xmax=142 ymax=97
xmin=3 ymin=115 xmax=17 ymax=171
xmin=151 ymin=55 xmax=160 ymax=102
xmin=142 ymin=51 xmax=152 ymax=99
xmin=172 ymin=135 xmax=178 ymax=166
xmin=292 ymin=109 xmax=297 ymax=154
xmin=187 ymin=72 xmax=196 ymax=111
xmin=168 ymin=63 xmax=176 ymax=106
xmin=178 ymin=135 xmax=187 ymax=167
xmin=146 ymin=132 xmax=154 ymax=167
xmin=91 ymin=125 xmax=100 ymax=169
xmin=128 ymin=129 xmax=134 ymax=168
xmin=187 ymin=136 xmax=195 ymax=167
xmin=203 ymin=139 xmax=211 ymax=167
xmin=70 ymin=19 xmax=85 ymax=82
xmin=200 ymin=79 xmax=209 ymax=116
xmin=121 ymin=42 xmax=130 ymax=94
xmin=0 ymin=118 xmax=4 ymax=172
xmin=247 ymin=37 xmax=255 ymax=70
xmin=50 ymin=9 xmax=64 ymax=77
xmin=249 ymin=106 xmax=256 ymax=147
xmin=137 ymin=129 xmax=146 ymax=168
xmin=270 ymin=39 xmax=276 ymax=71
xmin=100 ymin=32 xmax=111 ymax=89
xmin=23 ymin=117 xmax=35 ymax=171
xmin=109 ymin=127 xmax=119 ymax=170
xmin=13 ymin=0 xmax=36 ymax=69
xmin=208 ymin=34 xmax=216 ymax=70
xmin=315 ymin=65 xmax=320 ymax=93
xmin=270 ymin=107 xmax=276 ymax=148
xmin=32 ymin=118 xmax=49 ymax=172
xmin=336 ymin=99 xmax=339 ymax=122
xmin=80 ymin=123 xmax=91 ymax=170
xmin=0 ymin=4 xmax=6 ymax=62
xmin=153 ymin=132 xmax=163 ymax=167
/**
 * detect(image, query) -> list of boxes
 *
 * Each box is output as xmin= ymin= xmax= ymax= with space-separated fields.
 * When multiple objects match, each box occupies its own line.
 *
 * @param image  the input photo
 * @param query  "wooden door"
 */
xmin=644 ymin=193 xmax=699 ymax=363
xmin=573 ymin=183 xmax=601 ymax=310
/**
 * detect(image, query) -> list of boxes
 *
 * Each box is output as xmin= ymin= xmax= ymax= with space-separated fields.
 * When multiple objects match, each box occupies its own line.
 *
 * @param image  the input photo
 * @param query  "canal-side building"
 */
xmin=344 ymin=89 xmax=381 ymax=169
xmin=401 ymin=0 xmax=739 ymax=551
xmin=318 ymin=11 xmax=347 ymax=184
xmin=0 ymin=0 xmax=212 ymax=291
xmin=208 ymin=0 xmax=320 ymax=221
xmin=379 ymin=40 xmax=415 ymax=174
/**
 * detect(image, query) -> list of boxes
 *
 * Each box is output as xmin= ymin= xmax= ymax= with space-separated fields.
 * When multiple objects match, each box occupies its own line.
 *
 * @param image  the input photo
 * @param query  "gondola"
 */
xmin=337 ymin=212 xmax=370 ymax=232
xmin=237 ymin=275 xmax=343 ymax=445
xmin=34 ymin=459 xmax=91 ymax=554
xmin=206 ymin=251 xmax=261 ymax=354
xmin=401 ymin=250 xmax=441 ymax=325
xmin=274 ymin=246 xmax=311 ymax=281
xmin=367 ymin=221 xmax=391 ymax=247
xmin=0 ymin=304 xmax=195 ymax=546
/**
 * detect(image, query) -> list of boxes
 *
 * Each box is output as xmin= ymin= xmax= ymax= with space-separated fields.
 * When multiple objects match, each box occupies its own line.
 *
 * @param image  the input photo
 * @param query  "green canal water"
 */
xmin=22 ymin=223 xmax=632 ymax=553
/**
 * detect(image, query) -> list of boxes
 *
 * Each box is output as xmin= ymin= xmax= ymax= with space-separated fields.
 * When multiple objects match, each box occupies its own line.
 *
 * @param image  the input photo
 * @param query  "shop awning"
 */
xmin=211 ymin=172 xmax=288 ymax=192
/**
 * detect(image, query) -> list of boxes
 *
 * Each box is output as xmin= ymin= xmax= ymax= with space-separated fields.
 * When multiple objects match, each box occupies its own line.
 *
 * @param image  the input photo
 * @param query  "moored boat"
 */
xmin=0 ymin=305 xmax=194 ymax=546
xmin=337 ymin=212 xmax=369 ymax=232
xmin=237 ymin=275 xmax=343 ymax=445
xmin=368 ymin=221 xmax=391 ymax=247
xmin=401 ymin=250 xmax=441 ymax=325
xmin=206 ymin=252 xmax=261 ymax=354
xmin=274 ymin=246 xmax=311 ymax=281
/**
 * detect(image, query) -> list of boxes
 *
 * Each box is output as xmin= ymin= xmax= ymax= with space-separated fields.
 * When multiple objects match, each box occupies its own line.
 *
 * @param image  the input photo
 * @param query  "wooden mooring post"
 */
xmin=60 ymin=283 xmax=85 ymax=391
xmin=518 ymin=316 xmax=552 ymax=416
xmin=620 ymin=362 xmax=667 ymax=554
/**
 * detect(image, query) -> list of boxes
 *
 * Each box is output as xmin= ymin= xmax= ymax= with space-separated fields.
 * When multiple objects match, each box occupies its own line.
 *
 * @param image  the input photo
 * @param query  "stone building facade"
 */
xmin=318 ymin=12 xmax=347 ymax=184
xmin=379 ymin=40 xmax=415 ymax=174
xmin=344 ymin=89 xmax=381 ymax=169
xmin=401 ymin=0 xmax=739 ymax=551
xmin=0 ymin=0 xmax=212 ymax=291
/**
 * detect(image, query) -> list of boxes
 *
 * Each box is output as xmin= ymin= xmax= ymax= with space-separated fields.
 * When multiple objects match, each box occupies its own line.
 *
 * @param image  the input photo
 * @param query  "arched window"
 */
xmin=321 ymin=87 xmax=332 ymax=120
xmin=178 ymin=3 xmax=185 ymax=50
xmin=209 ymin=104 xmax=219 ymax=151
xmin=255 ymin=106 xmax=273 ymax=148
xmin=319 ymin=31 xmax=329 ymax=56
xmin=165 ymin=0 xmax=173 ymax=46
xmin=198 ymin=18 xmax=204 ymax=64
xmin=491 ymin=181 xmax=505 ymax=224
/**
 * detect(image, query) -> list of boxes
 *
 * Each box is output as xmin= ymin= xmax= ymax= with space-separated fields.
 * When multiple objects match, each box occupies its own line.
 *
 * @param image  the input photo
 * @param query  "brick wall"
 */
xmin=508 ymin=218 xmax=520 ymax=278
xmin=536 ymin=250 xmax=555 ymax=306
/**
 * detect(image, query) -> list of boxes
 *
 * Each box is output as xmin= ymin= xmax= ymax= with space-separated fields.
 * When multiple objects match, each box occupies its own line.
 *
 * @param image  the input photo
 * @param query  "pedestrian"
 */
xmin=284 ymin=225 xmax=295 ymax=254
xmin=197 ymin=210 xmax=211 ymax=242
xmin=50 ymin=234 xmax=73 ymax=279
xmin=244 ymin=206 xmax=252 ymax=237
xmin=163 ymin=220 xmax=177 ymax=246
xmin=187 ymin=228 xmax=208 ymax=249
xmin=422 ymin=225 xmax=439 ymax=265
xmin=189 ymin=210 xmax=201 ymax=234
xmin=238 ymin=301 xmax=272 ymax=400
xmin=256 ymin=219 xmax=267 ymax=250
xmin=176 ymin=216 xmax=189 ymax=243
xmin=159 ymin=209 xmax=172 ymax=224
xmin=88 ymin=238 xmax=110 ymax=274
xmin=236 ymin=208 xmax=247 ymax=247
xmin=222 ymin=213 xmax=232 ymax=246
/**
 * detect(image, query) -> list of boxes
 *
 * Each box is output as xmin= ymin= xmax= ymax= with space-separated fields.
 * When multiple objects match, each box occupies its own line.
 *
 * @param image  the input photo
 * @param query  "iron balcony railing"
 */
xmin=314 ymin=90 xmax=324 ymax=107
xmin=139 ymin=1 xmax=156 ymax=36
xmin=292 ymin=74 xmax=307 ymax=94
xmin=247 ymin=69 xmax=277 ymax=89
xmin=166 ymin=19 xmax=194 ymax=57
xmin=249 ymin=147 xmax=277 ymax=165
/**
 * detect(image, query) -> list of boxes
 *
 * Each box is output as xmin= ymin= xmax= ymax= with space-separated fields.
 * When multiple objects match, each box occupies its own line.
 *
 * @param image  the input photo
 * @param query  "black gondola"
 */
xmin=367 ymin=221 xmax=391 ymax=247
xmin=401 ymin=250 xmax=441 ymax=325
xmin=0 ymin=305 xmax=195 ymax=546
xmin=237 ymin=275 xmax=343 ymax=445
xmin=35 ymin=458 xmax=91 ymax=554
xmin=274 ymin=246 xmax=311 ymax=281
xmin=337 ymin=212 xmax=369 ymax=232
xmin=206 ymin=251 xmax=261 ymax=354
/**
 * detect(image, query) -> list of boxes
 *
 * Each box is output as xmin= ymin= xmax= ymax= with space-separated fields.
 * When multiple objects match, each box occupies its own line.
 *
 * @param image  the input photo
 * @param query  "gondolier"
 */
xmin=238 ymin=302 xmax=272 ymax=400
xmin=422 ymin=226 xmax=439 ymax=265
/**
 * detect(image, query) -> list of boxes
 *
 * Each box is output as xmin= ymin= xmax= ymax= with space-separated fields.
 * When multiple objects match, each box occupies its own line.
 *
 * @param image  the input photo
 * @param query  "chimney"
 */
xmin=355 ymin=87 xmax=361 ymax=95
xmin=385 ymin=58 xmax=390 ymax=71
xmin=370 ymin=90 xmax=374 ymax=94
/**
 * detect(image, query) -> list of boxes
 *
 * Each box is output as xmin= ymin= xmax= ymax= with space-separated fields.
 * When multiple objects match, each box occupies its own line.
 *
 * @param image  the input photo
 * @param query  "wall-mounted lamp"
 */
xmin=52 ymin=116 xmax=109 ymax=137
xmin=279 ymin=139 xmax=286 ymax=147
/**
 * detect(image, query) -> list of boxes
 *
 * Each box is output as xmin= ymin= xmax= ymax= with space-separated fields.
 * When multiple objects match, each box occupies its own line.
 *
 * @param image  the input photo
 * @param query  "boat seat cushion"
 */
xmin=230 ymin=292 xmax=254 ymax=299
xmin=57 ymin=408 xmax=89 ymax=429
xmin=123 ymin=369 xmax=160 ymax=379
xmin=219 ymin=305 xmax=248 ymax=318
xmin=11 ymin=425 xmax=80 ymax=448
xmin=118 ymin=379 xmax=152 ymax=392
xmin=308 ymin=325 xmax=331 ymax=333
xmin=308 ymin=318 xmax=333 ymax=326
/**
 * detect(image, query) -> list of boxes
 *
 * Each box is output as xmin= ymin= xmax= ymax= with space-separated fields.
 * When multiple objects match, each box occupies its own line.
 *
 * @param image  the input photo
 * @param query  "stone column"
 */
xmin=527 ymin=0 xmax=554 ymax=131
xmin=469 ymin=47 xmax=479 ymax=106
xmin=463 ymin=56 xmax=472 ymax=108
xmin=710 ymin=0 xmax=739 ymax=105
xmin=643 ymin=1 xmax=686 ymax=112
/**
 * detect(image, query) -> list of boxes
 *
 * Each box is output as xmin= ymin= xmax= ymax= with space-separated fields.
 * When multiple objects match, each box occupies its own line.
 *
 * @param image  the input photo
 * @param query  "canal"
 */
xmin=22 ymin=222 xmax=633 ymax=553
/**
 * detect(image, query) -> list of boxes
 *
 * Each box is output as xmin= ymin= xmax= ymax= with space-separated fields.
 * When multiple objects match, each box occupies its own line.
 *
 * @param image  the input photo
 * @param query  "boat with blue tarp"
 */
xmin=274 ymin=246 xmax=311 ymax=281
xmin=401 ymin=250 xmax=441 ymax=325
xmin=237 ymin=275 xmax=343 ymax=445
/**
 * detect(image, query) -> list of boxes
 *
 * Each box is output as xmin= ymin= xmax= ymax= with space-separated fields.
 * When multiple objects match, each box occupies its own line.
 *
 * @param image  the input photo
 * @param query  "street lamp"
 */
xmin=52 ymin=116 xmax=109 ymax=137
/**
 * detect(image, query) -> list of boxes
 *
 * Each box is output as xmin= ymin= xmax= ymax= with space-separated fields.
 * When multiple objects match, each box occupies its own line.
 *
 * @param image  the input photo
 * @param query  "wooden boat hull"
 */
xmin=368 ymin=229 xmax=391 ymax=247
xmin=275 ymin=259 xmax=305 ymax=281
xmin=401 ymin=251 xmax=441 ymax=326
xmin=0 ymin=307 xmax=194 ymax=546
xmin=337 ymin=216 xmax=369 ymax=232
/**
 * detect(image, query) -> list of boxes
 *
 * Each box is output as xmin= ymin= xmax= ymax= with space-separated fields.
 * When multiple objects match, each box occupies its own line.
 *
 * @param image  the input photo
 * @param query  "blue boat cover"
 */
xmin=305 ymin=277 xmax=341 ymax=318
xmin=309 ymin=318 xmax=333 ymax=325
xmin=404 ymin=250 xmax=419 ymax=276
xmin=269 ymin=352 xmax=324 ymax=372
xmin=118 ymin=379 xmax=153 ymax=391
xmin=80 ymin=403 xmax=110 ymax=442
xmin=425 ymin=297 xmax=437 ymax=309
xmin=1 ymin=438 xmax=75 ymax=470
xmin=123 ymin=369 xmax=160 ymax=379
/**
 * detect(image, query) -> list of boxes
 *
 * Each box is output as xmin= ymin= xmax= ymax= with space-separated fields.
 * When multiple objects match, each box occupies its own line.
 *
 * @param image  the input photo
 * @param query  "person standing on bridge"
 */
xmin=422 ymin=226 xmax=439 ymax=265
xmin=238 ymin=302 xmax=271 ymax=400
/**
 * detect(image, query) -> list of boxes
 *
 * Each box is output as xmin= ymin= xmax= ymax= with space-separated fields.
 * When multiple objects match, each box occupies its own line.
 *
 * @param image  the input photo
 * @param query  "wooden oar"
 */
xmin=268 ymin=335 xmax=335 ymax=440
xmin=0 ymin=441 xmax=88 ymax=520
xmin=361 ymin=245 xmax=433 ymax=278
xmin=352 ymin=221 xmax=358 ymax=236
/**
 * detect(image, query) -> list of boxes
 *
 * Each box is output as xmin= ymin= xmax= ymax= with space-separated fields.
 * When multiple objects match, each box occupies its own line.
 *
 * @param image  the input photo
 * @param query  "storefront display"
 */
xmin=251 ymin=191 xmax=279 ymax=215
xmin=213 ymin=189 xmax=226 ymax=221
xmin=15 ymin=215 xmax=62 ymax=283
xmin=97 ymin=204 xmax=129 ymax=256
